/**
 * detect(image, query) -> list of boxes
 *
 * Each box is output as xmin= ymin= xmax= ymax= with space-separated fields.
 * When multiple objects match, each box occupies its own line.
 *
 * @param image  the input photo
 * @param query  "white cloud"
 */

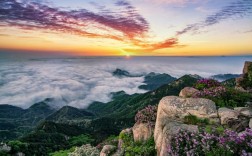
xmin=0 ymin=56 xmax=249 ymax=109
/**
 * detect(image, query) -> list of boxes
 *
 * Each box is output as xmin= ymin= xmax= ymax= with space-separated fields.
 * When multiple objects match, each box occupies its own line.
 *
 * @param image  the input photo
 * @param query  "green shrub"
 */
xmin=69 ymin=134 xmax=94 ymax=147
xmin=216 ymin=126 xmax=225 ymax=134
xmin=7 ymin=140 xmax=28 ymax=154
xmin=120 ymin=131 xmax=156 ymax=156
xmin=205 ymin=147 xmax=233 ymax=156
xmin=193 ymin=86 xmax=252 ymax=107
xmin=124 ymin=137 xmax=156 ymax=156
xmin=184 ymin=114 xmax=209 ymax=125
xmin=50 ymin=147 xmax=75 ymax=156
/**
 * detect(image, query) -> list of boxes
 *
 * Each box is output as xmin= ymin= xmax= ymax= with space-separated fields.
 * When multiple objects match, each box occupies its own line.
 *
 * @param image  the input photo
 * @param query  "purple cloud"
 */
xmin=0 ymin=0 xmax=149 ymax=42
xmin=176 ymin=0 xmax=252 ymax=36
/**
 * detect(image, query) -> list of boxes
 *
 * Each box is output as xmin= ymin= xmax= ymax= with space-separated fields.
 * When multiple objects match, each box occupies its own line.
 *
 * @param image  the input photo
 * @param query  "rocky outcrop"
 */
xmin=157 ymin=96 xmax=217 ymax=119
xmin=218 ymin=107 xmax=239 ymax=125
xmin=132 ymin=123 xmax=153 ymax=142
xmin=243 ymin=61 xmax=252 ymax=74
xmin=249 ymin=119 xmax=252 ymax=128
xmin=179 ymin=87 xmax=199 ymax=98
xmin=219 ymin=107 xmax=251 ymax=131
xmin=154 ymin=96 xmax=219 ymax=156
xmin=100 ymin=145 xmax=116 ymax=156
xmin=154 ymin=120 xmax=198 ymax=156
xmin=236 ymin=61 xmax=252 ymax=90
xmin=235 ymin=107 xmax=252 ymax=118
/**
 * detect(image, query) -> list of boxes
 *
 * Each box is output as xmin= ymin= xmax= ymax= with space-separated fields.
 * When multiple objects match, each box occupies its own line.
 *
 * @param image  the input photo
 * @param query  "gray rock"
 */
xmin=154 ymin=96 xmax=206 ymax=156
xmin=157 ymin=96 xmax=217 ymax=119
xmin=100 ymin=145 xmax=116 ymax=156
xmin=218 ymin=107 xmax=239 ymax=125
xmin=241 ymin=110 xmax=252 ymax=117
xmin=154 ymin=120 xmax=198 ymax=156
xmin=234 ymin=107 xmax=248 ymax=112
xmin=179 ymin=87 xmax=199 ymax=98
xmin=234 ymin=107 xmax=252 ymax=117
xmin=250 ymin=119 xmax=252 ymax=129
xmin=132 ymin=123 xmax=153 ymax=142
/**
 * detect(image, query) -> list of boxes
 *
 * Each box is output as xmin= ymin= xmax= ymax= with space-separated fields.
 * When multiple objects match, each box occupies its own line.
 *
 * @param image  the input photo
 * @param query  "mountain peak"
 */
xmin=112 ymin=68 xmax=131 ymax=77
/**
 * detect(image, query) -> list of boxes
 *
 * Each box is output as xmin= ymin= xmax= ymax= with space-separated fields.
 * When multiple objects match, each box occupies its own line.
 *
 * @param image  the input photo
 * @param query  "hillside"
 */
xmin=46 ymin=106 xmax=94 ymax=123
xmin=88 ymin=75 xmax=198 ymax=119
xmin=139 ymin=72 xmax=177 ymax=90
xmin=0 ymin=100 xmax=56 ymax=141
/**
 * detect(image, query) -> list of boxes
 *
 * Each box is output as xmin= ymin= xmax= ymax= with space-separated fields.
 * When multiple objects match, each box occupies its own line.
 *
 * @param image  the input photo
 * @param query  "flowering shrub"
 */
xmin=135 ymin=105 xmax=157 ymax=127
xmin=192 ymin=86 xmax=251 ymax=107
xmin=192 ymin=86 xmax=227 ymax=98
xmin=168 ymin=128 xmax=252 ymax=156
xmin=68 ymin=144 xmax=99 ymax=156
xmin=195 ymin=79 xmax=221 ymax=90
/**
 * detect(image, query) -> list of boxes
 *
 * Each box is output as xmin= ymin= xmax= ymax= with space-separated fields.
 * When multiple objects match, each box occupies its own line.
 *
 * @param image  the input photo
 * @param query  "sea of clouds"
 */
xmin=0 ymin=56 xmax=251 ymax=109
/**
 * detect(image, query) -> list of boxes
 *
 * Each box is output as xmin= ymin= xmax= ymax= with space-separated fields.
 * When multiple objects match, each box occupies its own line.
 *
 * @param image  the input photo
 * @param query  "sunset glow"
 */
xmin=0 ymin=0 xmax=252 ymax=56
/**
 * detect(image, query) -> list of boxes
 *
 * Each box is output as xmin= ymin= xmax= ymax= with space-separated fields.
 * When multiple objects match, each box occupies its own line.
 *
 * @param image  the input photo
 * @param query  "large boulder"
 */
xmin=154 ymin=96 xmax=215 ymax=156
xmin=236 ymin=61 xmax=252 ymax=90
xmin=157 ymin=96 xmax=217 ymax=119
xmin=234 ymin=107 xmax=252 ymax=117
xmin=100 ymin=145 xmax=116 ymax=156
xmin=243 ymin=61 xmax=252 ymax=74
xmin=132 ymin=123 xmax=153 ymax=142
xmin=218 ymin=107 xmax=239 ymax=125
xmin=154 ymin=120 xmax=198 ymax=156
xmin=179 ymin=87 xmax=199 ymax=98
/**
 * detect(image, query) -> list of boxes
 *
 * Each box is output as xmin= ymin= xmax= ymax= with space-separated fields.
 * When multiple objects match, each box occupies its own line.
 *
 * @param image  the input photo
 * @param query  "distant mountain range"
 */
xmin=113 ymin=68 xmax=177 ymax=90
xmin=46 ymin=106 xmax=94 ymax=122
xmin=210 ymin=74 xmax=241 ymax=81
xmin=139 ymin=72 xmax=177 ymax=90
xmin=0 ymin=100 xmax=55 ymax=141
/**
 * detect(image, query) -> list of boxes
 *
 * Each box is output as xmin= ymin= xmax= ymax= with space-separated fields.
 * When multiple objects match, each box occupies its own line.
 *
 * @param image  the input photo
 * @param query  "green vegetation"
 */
xmin=119 ymin=132 xmax=156 ymax=156
xmin=46 ymin=106 xmax=94 ymax=122
xmin=209 ymin=87 xmax=251 ymax=107
xmin=69 ymin=134 xmax=94 ymax=147
xmin=193 ymin=79 xmax=252 ymax=107
xmin=88 ymin=75 xmax=198 ymax=119
xmin=96 ymin=135 xmax=118 ymax=150
xmin=183 ymin=114 xmax=209 ymax=125
xmin=204 ymin=125 xmax=225 ymax=135
xmin=0 ymin=101 xmax=55 ymax=141
xmin=50 ymin=147 xmax=75 ymax=156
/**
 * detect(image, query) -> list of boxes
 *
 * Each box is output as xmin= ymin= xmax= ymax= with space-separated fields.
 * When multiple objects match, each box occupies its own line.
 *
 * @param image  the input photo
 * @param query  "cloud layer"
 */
xmin=0 ymin=56 xmax=250 ymax=109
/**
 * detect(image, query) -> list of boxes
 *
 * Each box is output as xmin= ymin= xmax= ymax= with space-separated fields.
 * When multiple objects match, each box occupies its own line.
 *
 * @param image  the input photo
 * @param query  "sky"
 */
xmin=0 ymin=0 xmax=252 ymax=56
